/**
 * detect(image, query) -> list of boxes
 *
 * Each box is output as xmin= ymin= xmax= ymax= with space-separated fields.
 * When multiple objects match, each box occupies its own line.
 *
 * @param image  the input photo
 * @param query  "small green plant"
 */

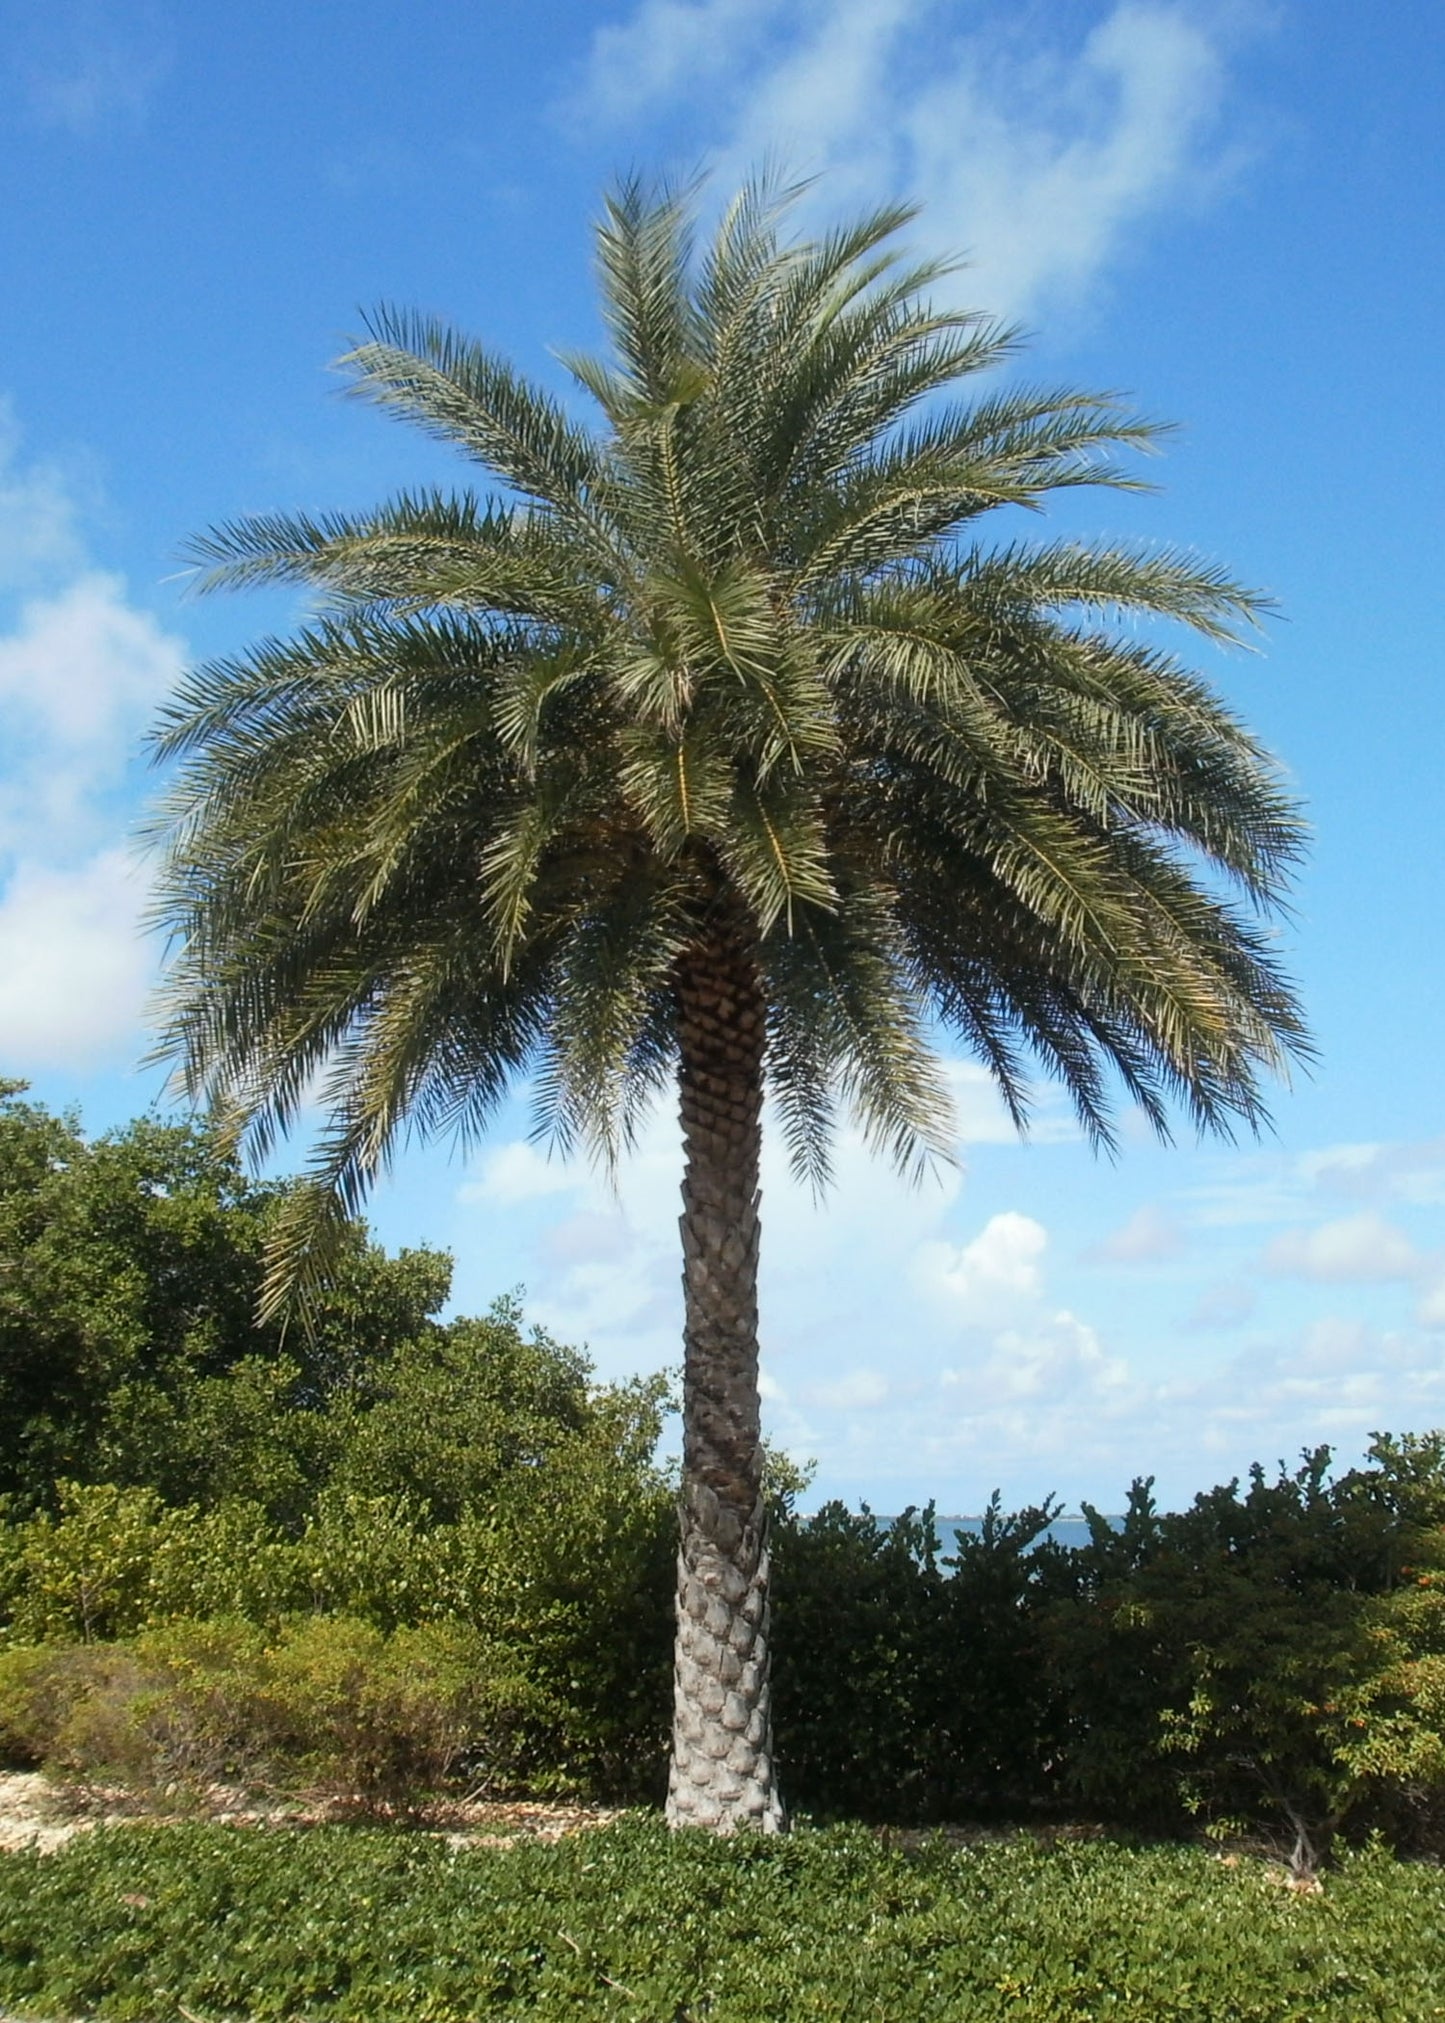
xmin=2 ymin=1822 xmax=1444 ymax=2020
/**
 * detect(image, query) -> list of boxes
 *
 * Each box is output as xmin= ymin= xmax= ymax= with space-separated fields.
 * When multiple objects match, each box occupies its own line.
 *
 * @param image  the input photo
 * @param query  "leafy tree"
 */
xmin=0 ymin=1084 xmax=449 ymax=1519
xmin=328 ymin=1300 xmax=594 ymax=1522
xmin=148 ymin=177 xmax=1307 ymax=1829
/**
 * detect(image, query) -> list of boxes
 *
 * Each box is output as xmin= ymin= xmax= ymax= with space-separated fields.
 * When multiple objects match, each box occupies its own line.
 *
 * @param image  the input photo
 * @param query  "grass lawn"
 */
xmin=1 ymin=1817 xmax=1444 ymax=2020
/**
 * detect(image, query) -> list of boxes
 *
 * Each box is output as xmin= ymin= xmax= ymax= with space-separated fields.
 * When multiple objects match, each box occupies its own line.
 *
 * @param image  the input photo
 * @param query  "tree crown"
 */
xmin=149 ymin=175 xmax=1308 ymax=1308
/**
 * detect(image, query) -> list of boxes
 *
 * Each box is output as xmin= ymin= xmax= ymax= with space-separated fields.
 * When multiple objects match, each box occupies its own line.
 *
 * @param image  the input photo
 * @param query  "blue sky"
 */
xmin=2 ymin=0 xmax=1443 ymax=1511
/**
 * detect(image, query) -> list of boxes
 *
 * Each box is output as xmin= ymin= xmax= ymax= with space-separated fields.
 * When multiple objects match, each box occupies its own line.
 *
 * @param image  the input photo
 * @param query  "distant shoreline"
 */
xmin=867 ymin=1514 xmax=1125 ymax=1526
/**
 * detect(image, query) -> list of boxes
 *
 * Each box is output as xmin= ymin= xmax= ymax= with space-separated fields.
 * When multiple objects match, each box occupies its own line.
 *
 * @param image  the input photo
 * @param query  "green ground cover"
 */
xmin=0 ymin=1819 xmax=1442 ymax=2022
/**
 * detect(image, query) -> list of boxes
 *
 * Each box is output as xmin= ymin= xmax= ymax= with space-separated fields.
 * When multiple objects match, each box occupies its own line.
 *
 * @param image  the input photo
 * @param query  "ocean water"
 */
xmin=925 ymin=1516 xmax=1120 ymax=1554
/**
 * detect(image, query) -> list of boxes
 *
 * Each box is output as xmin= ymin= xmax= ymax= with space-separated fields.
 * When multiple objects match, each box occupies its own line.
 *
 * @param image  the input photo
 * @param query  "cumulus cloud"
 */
xmin=571 ymin=0 xmax=1260 ymax=321
xmin=1093 ymin=1203 xmax=1184 ymax=1264
xmin=915 ymin=1210 xmax=1048 ymax=1319
xmin=1149 ymin=1312 xmax=1445 ymax=1483
xmin=448 ymin=1103 xmax=1445 ymax=1511
xmin=1265 ymin=1212 xmax=1422 ymax=1285
xmin=0 ymin=850 xmax=152 ymax=1068
xmin=452 ymin=1078 xmax=1086 ymax=1393
xmin=0 ymin=405 xmax=188 ymax=1072
xmin=462 ymin=1137 xmax=587 ymax=1207
xmin=904 ymin=3 xmax=1235 ymax=322
xmin=580 ymin=0 xmax=785 ymax=123
xmin=807 ymin=1367 xmax=891 ymax=1410
xmin=0 ymin=572 xmax=183 ymax=751
xmin=0 ymin=403 xmax=88 ymax=592
xmin=945 ymin=1307 xmax=1126 ymax=1405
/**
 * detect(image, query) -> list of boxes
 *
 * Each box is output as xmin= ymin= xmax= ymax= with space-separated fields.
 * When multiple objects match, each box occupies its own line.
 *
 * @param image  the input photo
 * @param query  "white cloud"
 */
xmin=1294 ymin=1141 xmax=1388 ymax=1190
xmin=915 ymin=1209 xmax=1048 ymax=1323
xmin=446 ymin=1090 xmax=1445 ymax=1512
xmin=463 ymin=1137 xmax=587 ymax=1206
xmin=580 ymin=0 xmax=784 ymax=123
xmin=946 ymin=1059 xmax=1076 ymax=1146
xmin=0 ymin=407 xmax=189 ymax=1076
xmin=1265 ymin=1212 xmax=1421 ymax=1285
xmin=1093 ymin=1202 xmax=1184 ymax=1264
xmin=539 ymin=1208 xmax=634 ymax=1268
xmin=953 ymin=1307 xmax=1128 ymax=1403
xmin=1296 ymin=1138 xmax=1445 ymax=1211
xmin=571 ymin=0 xmax=1260 ymax=322
xmin=0 ymin=476 xmax=186 ymax=856
xmin=1187 ymin=1134 xmax=1445 ymax=1233
xmin=0 ymin=403 xmax=88 ymax=592
xmin=899 ymin=3 xmax=1232 ymax=322
xmin=807 ymin=1367 xmax=891 ymax=1410
xmin=451 ymin=1079 xmax=1079 ymax=1387
xmin=0 ymin=850 xmax=152 ymax=1068
xmin=1146 ymin=1312 xmax=1445 ymax=1487
xmin=1296 ymin=1313 xmax=1375 ymax=1375
xmin=0 ymin=572 xmax=184 ymax=754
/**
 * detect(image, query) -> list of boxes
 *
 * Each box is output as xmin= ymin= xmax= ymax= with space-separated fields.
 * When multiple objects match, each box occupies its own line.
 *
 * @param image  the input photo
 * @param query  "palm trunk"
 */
xmin=665 ymin=924 xmax=784 ymax=1831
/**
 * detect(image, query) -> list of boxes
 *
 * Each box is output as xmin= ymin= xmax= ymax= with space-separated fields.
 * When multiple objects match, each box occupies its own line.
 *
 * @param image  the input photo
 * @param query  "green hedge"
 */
xmin=10 ymin=1437 xmax=1445 ymax=1857
xmin=767 ymin=1437 xmax=1445 ymax=1860
xmin=10 ymin=1089 xmax=1445 ymax=1848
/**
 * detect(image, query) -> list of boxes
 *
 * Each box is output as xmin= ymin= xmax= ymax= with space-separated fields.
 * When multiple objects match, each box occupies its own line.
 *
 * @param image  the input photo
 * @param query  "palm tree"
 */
xmin=149 ymin=177 xmax=1307 ymax=1832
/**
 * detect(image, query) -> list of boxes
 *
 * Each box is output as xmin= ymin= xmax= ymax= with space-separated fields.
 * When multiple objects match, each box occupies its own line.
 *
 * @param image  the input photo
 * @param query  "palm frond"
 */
xmin=148 ymin=171 xmax=1308 ymax=1315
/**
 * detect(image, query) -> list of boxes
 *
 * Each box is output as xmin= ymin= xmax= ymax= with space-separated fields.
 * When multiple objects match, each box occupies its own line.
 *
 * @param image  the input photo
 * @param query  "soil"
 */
xmin=0 ymin=1770 xmax=621 ymax=1854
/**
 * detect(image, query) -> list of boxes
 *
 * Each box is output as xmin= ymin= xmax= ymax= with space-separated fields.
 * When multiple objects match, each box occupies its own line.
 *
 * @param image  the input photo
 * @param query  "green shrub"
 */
xmin=1033 ymin=1439 xmax=1445 ymax=1865
xmin=327 ymin=1306 xmax=595 ymax=1521
xmin=1329 ymin=1506 xmax=1445 ymax=1851
xmin=0 ymin=1089 xmax=452 ymax=1519
xmin=772 ymin=1497 xmax=1067 ymax=1823
xmin=772 ymin=1501 xmax=948 ymax=1819
xmin=258 ymin=1617 xmax=548 ymax=1808
xmin=0 ymin=1616 xmax=549 ymax=1806
xmin=768 ymin=1438 xmax=1445 ymax=1857
xmin=297 ymin=1489 xmax=457 ymax=1630
xmin=3 ymin=1821 xmax=1445 ymax=2020
xmin=2 ymin=1482 xmax=175 ymax=1643
xmin=0 ymin=1483 xmax=306 ymax=1645
xmin=451 ymin=1390 xmax=675 ymax=1797
xmin=0 ymin=1640 xmax=163 ymax=1774
xmin=147 ymin=1498 xmax=308 ymax=1625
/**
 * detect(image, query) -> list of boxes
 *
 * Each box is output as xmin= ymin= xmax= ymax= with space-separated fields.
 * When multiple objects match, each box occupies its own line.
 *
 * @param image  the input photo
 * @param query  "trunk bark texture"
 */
xmin=665 ymin=922 xmax=784 ymax=1831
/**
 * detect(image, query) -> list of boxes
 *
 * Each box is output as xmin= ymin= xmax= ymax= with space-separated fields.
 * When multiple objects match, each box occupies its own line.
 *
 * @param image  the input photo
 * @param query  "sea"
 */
xmin=926 ymin=1516 xmax=1119 ymax=1554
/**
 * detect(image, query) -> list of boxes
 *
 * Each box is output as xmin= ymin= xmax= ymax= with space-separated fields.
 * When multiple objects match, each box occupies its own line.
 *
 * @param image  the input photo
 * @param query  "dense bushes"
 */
xmin=770 ymin=1497 xmax=1065 ymax=1823
xmin=12 ymin=1437 xmax=1445 ymax=1857
xmin=771 ymin=1437 xmax=1445 ymax=1865
xmin=9 ymin=1087 xmax=1445 ymax=1854
xmin=0 ymin=1087 xmax=677 ymax=1798
xmin=0 ymin=1427 xmax=676 ymax=1800
xmin=0 ymin=1083 xmax=451 ymax=1521
xmin=0 ymin=1618 xmax=544 ymax=1808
